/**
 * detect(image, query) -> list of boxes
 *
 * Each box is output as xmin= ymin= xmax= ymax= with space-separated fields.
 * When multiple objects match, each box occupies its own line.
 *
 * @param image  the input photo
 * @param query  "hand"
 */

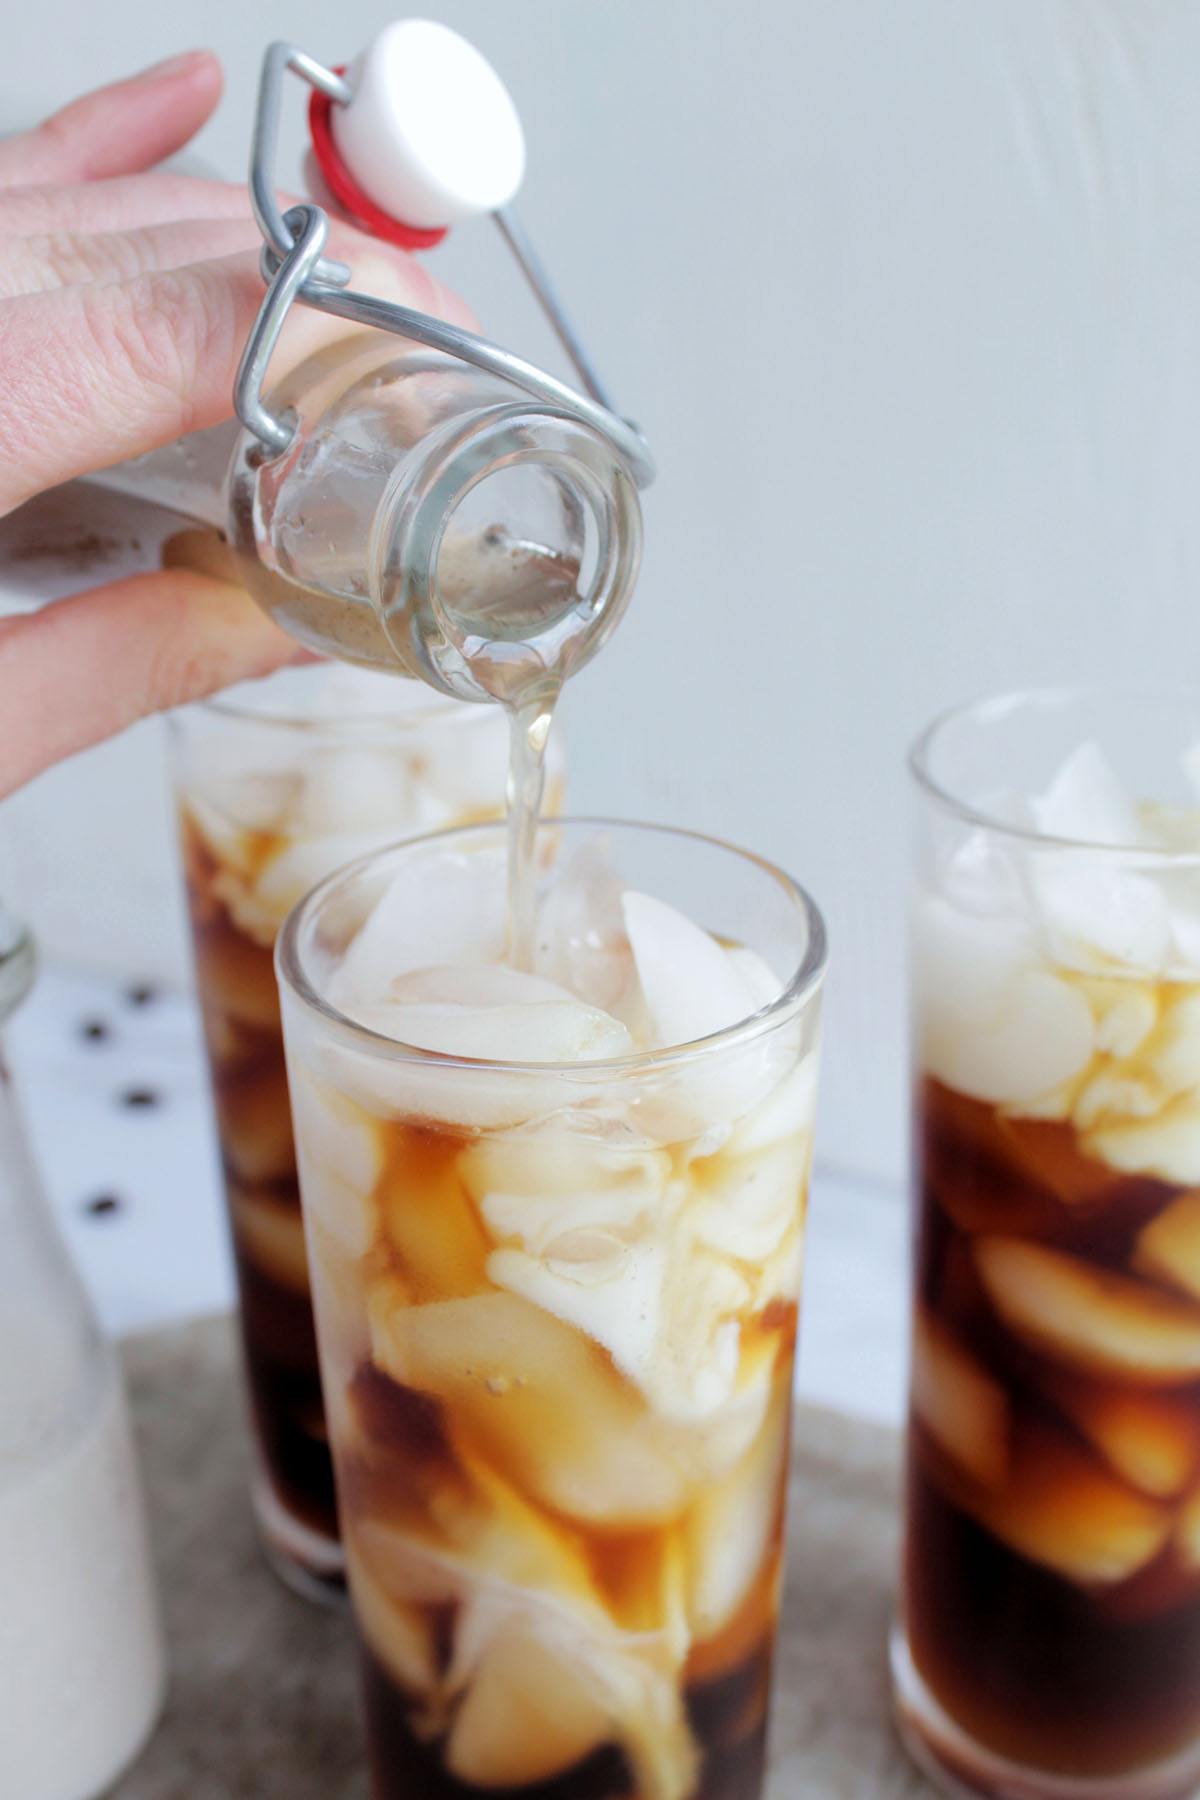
xmin=0 ymin=52 xmax=469 ymax=799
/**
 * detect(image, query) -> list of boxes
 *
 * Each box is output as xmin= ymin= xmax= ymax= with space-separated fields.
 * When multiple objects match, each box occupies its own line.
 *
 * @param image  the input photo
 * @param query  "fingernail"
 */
xmin=136 ymin=50 xmax=210 ymax=83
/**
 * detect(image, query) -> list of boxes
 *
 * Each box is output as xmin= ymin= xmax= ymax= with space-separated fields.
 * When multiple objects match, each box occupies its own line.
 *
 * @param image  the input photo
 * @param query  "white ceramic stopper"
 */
xmin=331 ymin=19 xmax=526 ymax=230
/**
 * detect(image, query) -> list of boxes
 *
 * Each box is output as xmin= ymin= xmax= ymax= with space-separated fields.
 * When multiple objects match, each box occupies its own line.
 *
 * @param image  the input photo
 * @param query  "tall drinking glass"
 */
xmin=276 ymin=819 xmax=825 ymax=1800
xmin=171 ymin=665 xmax=546 ymax=1599
xmin=895 ymin=688 xmax=1200 ymax=1799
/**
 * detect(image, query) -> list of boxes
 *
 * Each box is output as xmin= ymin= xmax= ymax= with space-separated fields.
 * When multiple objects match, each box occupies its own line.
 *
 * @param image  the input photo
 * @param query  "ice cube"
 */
xmin=352 ymin=1446 xmax=600 ymax=1612
xmin=910 ymin=1308 xmax=1009 ymax=1489
xmin=1072 ymin=1072 xmax=1161 ymax=1135
xmin=215 ymin=1061 xmax=295 ymax=1186
xmin=1086 ymin=1109 xmax=1200 ymax=1187
xmin=687 ymin=1140 xmax=806 ymax=1264
xmin=463 ymin=1134 xmax=670 ymax=1249
xmin=622 ymin=891 xmax=760 ymax=1049
xmin=724 ymin=946 xmax=783 ymax=1011
xmin=358 ymin=965 xmax=634 ymax=1064
xmin=1038 ymin=1371 xmax=1200 ymax=1499
xmin=911 ymin=895 xmax=1034 ymax=1038
xmin=636 ymin=1022 xmax=806 ymax=1150
xmin=378 ymin=1132 xmax=492 ymax=1299
xmin=676 ymin=1346 xmax=780 ymax=1483
xmin=345 ymin=1537 xmax=441 ymax=1695
xmin=1141 ymin=992 xmax=1200 ymax=1099
xmin=1168 ymin=889 xmax=1200 ymax=978
xmin=413 ymin=706 xmax=516 ymax=817
xmin=367 ymin=1290 xmax=694 ymax=1524
xmin=533 ymin=837 xmax=637 ymax=1014
xmin=445 ymin=1625 xmax=614 ymax=1788
xmin=484 ymin=1210 xmax=766 ymax=1429
xmin=745 ymin=1227 xmax=806 ymax=1315
xmin=446 ymin=1579 xmax=697 ymax=1800
xmin=1031 ymin=742 xmax=1141 ymax=848
xmin=940 ymin=826 xmax=1027 ymax=918
xmin=330 ymin=847 xmax=507 ymax=1015
xmin=207 ymin=876 xmax=281 ymax=949
xmin=1136 ymin=1194 xmax=1200 ymax=1303
xmin=229 ymin=1187 xmax=310 ymax=1295
xmin=970 ymin=1422 xmax=1170 ymax=1585
xmin=287 ymin=1069 xmax=380 ymax=1261
xmin=183 ymin=747 xmax=299 ymax=843
xmin=486 ymin=1239 xmax=667 ymax=1397
xmin=1029 ymin=854 xmax=1171 ymax=978
xmin=250 ymin=828 xmax=403 ymax=930
xmin=181 ymin=795 xmax=255 ymax=881
xmin=308 ymin=1037 xmax=539 ymax=1134
xmin=650 ymin=1250 xmax=752 ymax=1421
xmin=684 ymin=1371 xmax=790 ymax=1642
xmin=975 ymin=1236 xmax=1200 ymax=1382
xmin=1086 ymin=981 xmax=1159 ymax=1059
xmin=921 ymin=967 xmax=1096 ymax=1107
xmin=287 ymin=1068 xmax=381 ymax=1195
xmin=299 ymin=1165 xmax=377 ymax=1267
xmin=293 ymin=743 xmax=415 ymax=837
xmin=724 ymin=1056 xmax=820 ymax=1154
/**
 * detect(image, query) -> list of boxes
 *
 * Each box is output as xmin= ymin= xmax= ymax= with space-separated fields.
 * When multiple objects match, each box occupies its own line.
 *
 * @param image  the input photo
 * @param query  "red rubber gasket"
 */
xmin=308 ymin=70 xmax=449 ymax=251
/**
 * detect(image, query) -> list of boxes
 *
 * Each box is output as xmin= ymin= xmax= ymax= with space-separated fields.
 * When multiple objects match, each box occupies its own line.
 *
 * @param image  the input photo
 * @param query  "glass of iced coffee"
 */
xmin=895 ymin=688 xmax=1200 ymax=1799
xmin=275 ymin=818 xmax=825 ymax=1800
xmin=171 ymin=663 xmax=545 ymax=1599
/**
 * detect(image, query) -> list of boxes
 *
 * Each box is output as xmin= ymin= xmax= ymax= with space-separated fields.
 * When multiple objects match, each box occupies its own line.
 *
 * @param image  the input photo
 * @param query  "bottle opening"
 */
xmin=372 ymin=405 xmax=641 ymax=706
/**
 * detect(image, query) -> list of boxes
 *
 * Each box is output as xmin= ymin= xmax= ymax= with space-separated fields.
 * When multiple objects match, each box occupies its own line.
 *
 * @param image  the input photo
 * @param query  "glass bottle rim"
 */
xmin=276 ymin=815 xmax=827 ymax=1078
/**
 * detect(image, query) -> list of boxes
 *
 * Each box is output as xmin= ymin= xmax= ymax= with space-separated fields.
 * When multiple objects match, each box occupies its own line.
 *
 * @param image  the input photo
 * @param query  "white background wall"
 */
xmin=4 ymin=0 xmax=1200 ymax=1182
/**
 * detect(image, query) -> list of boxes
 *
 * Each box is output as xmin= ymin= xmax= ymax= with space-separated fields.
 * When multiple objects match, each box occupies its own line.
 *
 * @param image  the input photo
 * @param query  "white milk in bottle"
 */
xmin=0 ymin=926 xmax=165 ymax=1800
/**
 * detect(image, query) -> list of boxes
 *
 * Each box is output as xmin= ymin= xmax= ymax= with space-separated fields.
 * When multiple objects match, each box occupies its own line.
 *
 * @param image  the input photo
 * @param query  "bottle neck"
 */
xmin=82 ymin=421 xmax=238 ymax=531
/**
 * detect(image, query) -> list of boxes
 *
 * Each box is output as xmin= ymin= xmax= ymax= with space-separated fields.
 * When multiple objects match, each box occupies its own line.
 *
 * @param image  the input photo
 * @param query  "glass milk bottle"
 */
xmin=0 ymin=914 xmax=166 ymax=1800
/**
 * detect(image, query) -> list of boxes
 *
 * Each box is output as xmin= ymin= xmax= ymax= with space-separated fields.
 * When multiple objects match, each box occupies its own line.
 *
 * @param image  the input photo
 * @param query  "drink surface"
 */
xmin=904 ymin=740 xmax=1200 ymax=1788
xmin=280 ymin=829 xmax=821 ymax=1800
xmin=174 ymin=666 xmax=523 ymax=1591
xmin=0 ymin=1340 xmax=164 ymax=1800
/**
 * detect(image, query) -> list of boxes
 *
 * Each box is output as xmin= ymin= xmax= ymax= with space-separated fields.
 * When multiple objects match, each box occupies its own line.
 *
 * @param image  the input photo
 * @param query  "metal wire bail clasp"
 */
xmin=232 ymin=39 xmax=655 ymax=486
xmin=234 ymin=202 xmax=331 ymax=457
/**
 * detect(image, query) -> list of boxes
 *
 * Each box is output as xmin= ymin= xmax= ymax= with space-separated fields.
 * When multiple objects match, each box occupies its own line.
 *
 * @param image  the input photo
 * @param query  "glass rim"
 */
xmin=173 ymin=665 xmax=497 ymax=738
xmin=909 ymin=683 xmax=1200 ymax=865
xmin=276 ymin=815 xmax=828 ymax=1077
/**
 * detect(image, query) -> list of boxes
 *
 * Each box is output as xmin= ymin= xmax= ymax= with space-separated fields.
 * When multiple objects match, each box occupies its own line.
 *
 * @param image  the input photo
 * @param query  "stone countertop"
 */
xmin=113 ymin=1314 xmax=935 ymax=1800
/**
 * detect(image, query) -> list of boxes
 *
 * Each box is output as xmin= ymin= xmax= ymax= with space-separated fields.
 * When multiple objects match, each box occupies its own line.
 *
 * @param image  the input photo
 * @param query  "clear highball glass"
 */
xmin=276 ymin=818 xmax=826 ymax=1800
xmin=895 ymin=687 xmax=1200 ymax=1800
xmin=170 ymin=664 xmax=554 ymax=1600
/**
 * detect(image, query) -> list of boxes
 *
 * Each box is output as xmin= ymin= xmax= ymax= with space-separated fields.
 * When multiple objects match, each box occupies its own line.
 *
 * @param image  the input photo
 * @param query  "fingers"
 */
xmin=0 ymin=244 xmax=468 ymax=514
xmin=0 ymin=171 xmax=254 ymax=237
xmin=0 ymin=52 xmax=223 ymax=188
xmin=0 ymin=567 xmax=308 ymax=801
xmin=0 ymin=217 xmax=262 ymax=299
